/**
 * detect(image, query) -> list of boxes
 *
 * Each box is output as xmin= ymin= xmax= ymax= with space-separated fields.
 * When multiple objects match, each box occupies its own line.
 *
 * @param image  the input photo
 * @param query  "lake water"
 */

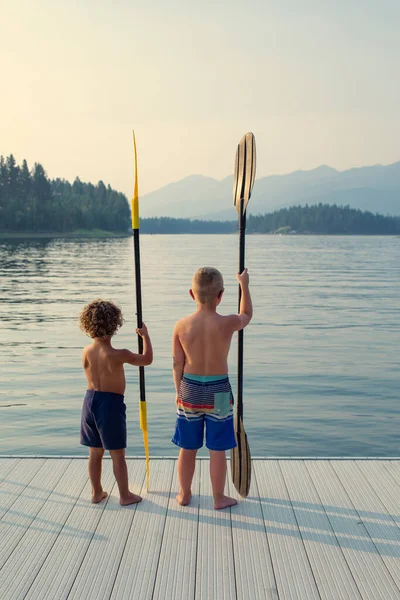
xmin=0 ymin=235 xmax=399 ymax=457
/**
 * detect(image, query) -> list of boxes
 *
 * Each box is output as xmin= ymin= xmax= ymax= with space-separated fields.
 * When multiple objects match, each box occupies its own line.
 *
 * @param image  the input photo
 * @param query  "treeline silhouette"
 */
xmin=246 ymin=204 xmax=400 ymax=235
xmin=0 ymin=154 xmax=130 ymax=232
xmin=143 ymin=205 xmax=399 ymax=234
xmin=1 ymin=155 xmax=398 ymax=235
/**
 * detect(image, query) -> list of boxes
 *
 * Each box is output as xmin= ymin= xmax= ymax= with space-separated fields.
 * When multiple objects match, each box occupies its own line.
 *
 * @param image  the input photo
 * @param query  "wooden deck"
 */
xmin=0 ymin=457 xmax=399 ymax=599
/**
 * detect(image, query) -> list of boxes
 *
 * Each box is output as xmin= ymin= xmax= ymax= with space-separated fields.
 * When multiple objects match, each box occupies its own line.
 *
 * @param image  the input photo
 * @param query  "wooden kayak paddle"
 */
xmin=230 ymin=132 xmax=256 ymax=498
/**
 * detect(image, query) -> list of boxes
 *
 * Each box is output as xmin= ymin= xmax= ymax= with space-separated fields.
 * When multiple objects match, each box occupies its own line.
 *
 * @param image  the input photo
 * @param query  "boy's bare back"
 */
xmin=83 ymin=343 xmax=128 ymax=395
xmin=79 ymin=299 xmax=153 ymax=396
xmin=174 ymin=311 xmax=241 ymax=376
xmin=83 ymin=334 xmax=152 ymax=396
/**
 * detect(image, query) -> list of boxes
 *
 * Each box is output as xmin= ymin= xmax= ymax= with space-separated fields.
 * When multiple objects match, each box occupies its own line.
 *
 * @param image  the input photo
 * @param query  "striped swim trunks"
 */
xmin=172 ymin=374 xmax=237 ymax=451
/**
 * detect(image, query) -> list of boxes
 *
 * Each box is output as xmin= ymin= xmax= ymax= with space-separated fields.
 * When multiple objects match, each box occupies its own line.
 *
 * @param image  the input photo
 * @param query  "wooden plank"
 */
xmin=331 ymin=461 xmax=400 ymax=589
xmin=0 ymin=458 xmax=21 ymax=484
xmin=110 ymin=459 xmax=174 ymax=599
xmin=152 ymin=463 xmax=200 ymax=600
xmin=1 ymin=457 xmax=397 ymax=600
xmin=195 ymin=459 xmax=236 ymax=600
xmin=25 ymin=461 xmax=115 ymax=600
xmin=254 ymin=461 xmax=320 ymax=600
xmin=0 ymin=458 xmax=44 ymax=520
xmin=359 ymin=461 xmax=400 ymax=531
xmin=0 ymin=460 xmax=88 ymax=600
xmin=280 ymin=460 xmax=362 ymax=600
xmin=0 ymin=459 xmax=70 ymax=571
xmin=306 ymin=460 xmax=400 ymax=600
xmin=384 ymin=461 xmax=400 ymax=488
xmin=227 ymin=469 xmax=278 ymax=599
xmin=67 ymin=460 xmax=145 ymax=600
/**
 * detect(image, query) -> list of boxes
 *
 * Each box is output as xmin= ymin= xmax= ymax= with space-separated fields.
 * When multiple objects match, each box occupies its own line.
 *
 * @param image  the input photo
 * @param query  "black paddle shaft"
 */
xmin=133 ymin=229 xmax=146 ymax=402
xmin=237 ymin=197 xmax=246 ymax=421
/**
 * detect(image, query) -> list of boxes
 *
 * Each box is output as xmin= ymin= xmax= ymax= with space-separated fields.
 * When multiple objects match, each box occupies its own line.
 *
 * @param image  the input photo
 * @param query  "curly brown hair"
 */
xmin=79 ymin=299 xmax=124 ymax=339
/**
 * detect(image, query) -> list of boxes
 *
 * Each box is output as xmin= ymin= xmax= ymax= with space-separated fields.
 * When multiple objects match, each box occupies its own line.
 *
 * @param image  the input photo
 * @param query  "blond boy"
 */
xmin=172 ymin=267 xmax=252 ymax=509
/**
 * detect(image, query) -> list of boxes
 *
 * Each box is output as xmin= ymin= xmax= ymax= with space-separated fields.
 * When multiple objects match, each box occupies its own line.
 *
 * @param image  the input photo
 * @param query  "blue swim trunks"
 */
xmin=80 ymin=390 xmax=127 ymax=451
xmin=172 ymin=374 xmax=237 ymax=452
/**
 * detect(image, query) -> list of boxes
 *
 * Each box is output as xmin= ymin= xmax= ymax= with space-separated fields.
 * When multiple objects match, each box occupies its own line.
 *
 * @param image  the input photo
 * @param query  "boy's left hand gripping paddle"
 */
xmin=230 ymin=132 xmax=256 ymax=498
xmin=132 ymin=131 xmax=150 ymax=490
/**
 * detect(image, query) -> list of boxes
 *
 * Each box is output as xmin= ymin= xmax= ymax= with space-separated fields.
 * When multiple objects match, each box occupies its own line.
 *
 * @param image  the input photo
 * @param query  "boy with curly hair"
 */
xmin=172 ymin=267 xmax=252 ymax=509
xmin=79 ymin=299 xmax=153 ymax=505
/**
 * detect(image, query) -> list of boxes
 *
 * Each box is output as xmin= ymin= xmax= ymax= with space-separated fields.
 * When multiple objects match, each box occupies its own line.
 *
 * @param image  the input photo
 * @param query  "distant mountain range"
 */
xmin=141 ymin=162 xmax=400 ymax=220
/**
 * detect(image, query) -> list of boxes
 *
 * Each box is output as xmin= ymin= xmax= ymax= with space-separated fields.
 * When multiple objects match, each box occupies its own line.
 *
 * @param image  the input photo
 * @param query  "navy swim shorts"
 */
xmin=80 ymin=390 xmax=127 ymax=451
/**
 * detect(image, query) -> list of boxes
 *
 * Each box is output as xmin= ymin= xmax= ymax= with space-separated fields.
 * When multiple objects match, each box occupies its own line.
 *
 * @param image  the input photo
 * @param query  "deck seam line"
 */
xmin=192 ymin=459 xmax=201 ymax=600
xmin=253 ymin=461 xmax=280 ymax=599
xmin=352 ymin=460 xmax=400 ymax=536
xmin=381 ymin=461 xmax=400 ymax=492
xmin=149 ymin=460 xmax=175 ymax=600
xmin=277 ymin=459 xmax=323 ymax=600
xmin=304 ymin=460 xmax=363 ymax=599
xmin=107 ymin=466 xmax=147 ymax=600
xmin=64 ymin=480 xmax=118 ymax=599
xmin=228 ymin=486 xmax=238 ymax=600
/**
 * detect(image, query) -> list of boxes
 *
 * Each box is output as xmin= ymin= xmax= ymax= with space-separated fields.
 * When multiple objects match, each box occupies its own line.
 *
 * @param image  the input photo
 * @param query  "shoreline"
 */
xmin=0 ymin=231 xmax=399 ymax=239
xmin=0 ymin=230 xmax=131 ymax=239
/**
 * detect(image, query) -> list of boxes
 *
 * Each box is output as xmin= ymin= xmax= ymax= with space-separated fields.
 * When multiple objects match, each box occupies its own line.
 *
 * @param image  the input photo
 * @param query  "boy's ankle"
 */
xmin=176 ymin=489 xmax=192 ymax=506
xmin=213 ymin=493 xmax=225 ymax=501
xmin=213 ymin=494 xmax=237 ymax=510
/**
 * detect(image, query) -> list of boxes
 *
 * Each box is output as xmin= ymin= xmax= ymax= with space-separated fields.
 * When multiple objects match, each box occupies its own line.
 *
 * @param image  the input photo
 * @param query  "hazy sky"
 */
xmin=1 ymin=0 xmax=400 ymax=196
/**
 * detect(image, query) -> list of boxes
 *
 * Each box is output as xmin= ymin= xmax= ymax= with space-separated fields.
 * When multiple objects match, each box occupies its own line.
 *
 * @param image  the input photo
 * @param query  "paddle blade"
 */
xmin=132 ymin=130 xmax=139 ymax=230
xmin=140 ymin=400 xmax=150 ymax=490
xmin=233 ymin=132 xmax=256 ymax=215
xmin=230 ymin=414 xmax=252 ymax=498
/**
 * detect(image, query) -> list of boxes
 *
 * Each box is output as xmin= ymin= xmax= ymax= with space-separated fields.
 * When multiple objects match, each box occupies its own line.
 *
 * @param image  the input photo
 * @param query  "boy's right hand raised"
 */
xmin=236 ymin=268 xmax=249 ymax=286
xmin=136 ymin=323 xmax=149 ymax=338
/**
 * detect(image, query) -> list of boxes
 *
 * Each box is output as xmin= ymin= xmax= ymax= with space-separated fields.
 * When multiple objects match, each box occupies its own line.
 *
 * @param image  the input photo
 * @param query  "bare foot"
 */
xmin=176 ymin=491 xmax=192 ymax=506
xmin=91 ymin=491 xmax=108 ymax=504
xmin=214 ymin=495 xmax=237 ymax=510
xmin=120 ymin=492 xmax=142 ymax=506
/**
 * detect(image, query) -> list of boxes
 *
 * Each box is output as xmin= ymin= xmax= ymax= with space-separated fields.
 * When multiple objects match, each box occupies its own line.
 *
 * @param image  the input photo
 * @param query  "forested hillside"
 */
xmin=0 ymin=155 xmax=130 ymax=232
xmin=246 ymin=204 xmax=400 ymax=235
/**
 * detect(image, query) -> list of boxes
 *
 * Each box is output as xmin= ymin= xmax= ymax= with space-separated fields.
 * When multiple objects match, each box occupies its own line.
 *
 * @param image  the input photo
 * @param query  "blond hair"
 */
xmin=192 ymin=267 xmax=224 ymax=304
xmin=79 ymin=299 xmax=124 ymax=338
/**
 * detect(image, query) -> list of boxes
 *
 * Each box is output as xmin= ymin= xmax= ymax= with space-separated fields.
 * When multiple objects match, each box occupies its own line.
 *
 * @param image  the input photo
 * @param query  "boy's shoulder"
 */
xmin=174 ymin=314 xmax=194 ymax=329
xmin=216 ymin=312 xmax=246 ymax=333
xmin=82 ymin=342 xmax=93 ymax=354
xmin=175 ymin=312 xmax=238 ymax=329
xmin=82 ymin=341 xmax=120 ymax=357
